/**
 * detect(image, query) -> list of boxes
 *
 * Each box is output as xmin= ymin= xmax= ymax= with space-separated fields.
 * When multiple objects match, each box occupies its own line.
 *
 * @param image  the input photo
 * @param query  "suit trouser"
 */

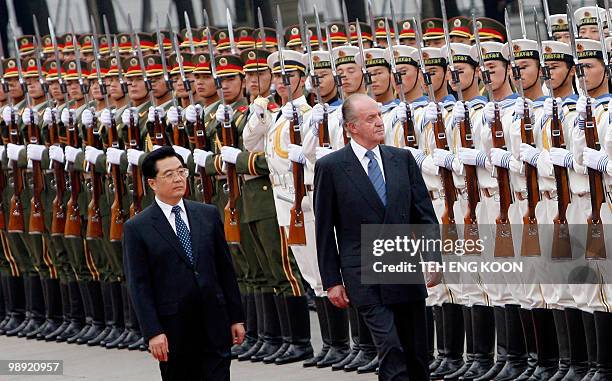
xmin=358 ymin=300 xmax=429 ymax=381
xmin=159 ymin=346 xmax=231 ymax=381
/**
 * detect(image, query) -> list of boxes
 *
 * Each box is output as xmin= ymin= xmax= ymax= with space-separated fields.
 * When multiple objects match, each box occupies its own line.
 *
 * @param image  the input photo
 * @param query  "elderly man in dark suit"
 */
xmin=123 ymin=146 xmax=244 ymax=381
xmin=314 ymin=93 xmax=442 ymax=381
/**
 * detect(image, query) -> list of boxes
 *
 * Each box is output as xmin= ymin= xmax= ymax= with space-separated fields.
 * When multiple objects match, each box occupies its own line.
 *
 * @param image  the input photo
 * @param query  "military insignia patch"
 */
xmin=219 ymin=57 xmax=228 ymax=66
xmin=331 ymin=25 xmax=339 ymax=33
xmin=453 ymin=19 xmax=462 ymax=27
xmin=248 ymin=51 xmax=256 ymax=60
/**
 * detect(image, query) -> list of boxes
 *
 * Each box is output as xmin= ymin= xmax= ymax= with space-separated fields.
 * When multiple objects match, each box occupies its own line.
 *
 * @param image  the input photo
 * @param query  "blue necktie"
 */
xmin=365 ymin=150 xmax=386 ymax=206
xmin=172 ymin=205 xmax=194 ymax=264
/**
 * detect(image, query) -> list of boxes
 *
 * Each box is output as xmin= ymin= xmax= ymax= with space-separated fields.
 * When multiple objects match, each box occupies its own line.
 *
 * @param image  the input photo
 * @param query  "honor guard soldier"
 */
xmin=550 ymin=14 xmax=570 ymax=44
xmin=422 ymin=18 xmax=445 ymax=48
xmin=397 ymin=19 xmax=417 ymax=47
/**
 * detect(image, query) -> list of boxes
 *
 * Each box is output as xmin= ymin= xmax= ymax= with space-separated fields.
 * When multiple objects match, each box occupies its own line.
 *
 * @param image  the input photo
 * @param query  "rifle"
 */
xmin=366 ymin=0 xmax=378 ymax=48
xmin=568 ymin=5 xmax=606 ymax=259
xmin=472 ymin=12 xmax=514 ymax=257
xmin=414 ymin=14 xmax=458 ymax=234
xmin=504 ymin=8 xmax=540 ymax=257
xmin=47 ymin=18 xmax=68 ymax=236
xmin=356 ymin=21 xmax=374 ymax=98
xmin=0 ymin=31 xmax=9 ymax=231
xmin=324 ymin=22 xmax=350 ymax=145
xmin=534 ymin=9 xmax=571 ymax=259
xmin=204 ymin=11 xmax=241 ymax=243
xmin=277 ymin=4 xmax=306 ymax=245
xmin=104 ymin=35 xmax=127 ymax=242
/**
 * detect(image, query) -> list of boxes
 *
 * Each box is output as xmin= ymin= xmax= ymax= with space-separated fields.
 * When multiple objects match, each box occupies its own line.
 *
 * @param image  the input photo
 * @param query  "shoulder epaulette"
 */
xmin=268 ymin=102 xmax=280 ymax=112
xmin=237 ymin=105 xmax=249 ymax=113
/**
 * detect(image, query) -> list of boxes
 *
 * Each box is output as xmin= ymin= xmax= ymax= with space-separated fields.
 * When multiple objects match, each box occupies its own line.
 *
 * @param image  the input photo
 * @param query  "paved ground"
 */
xmin=0 ymin=312 xmax=376 ymax=380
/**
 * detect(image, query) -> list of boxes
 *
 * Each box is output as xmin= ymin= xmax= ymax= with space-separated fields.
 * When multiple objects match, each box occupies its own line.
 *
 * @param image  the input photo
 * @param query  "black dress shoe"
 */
xmin=558 ymin=363 xmax=588 ymax=381
xmin=431 ymin=357 xmax=465 ymax=379
xmin=76 ymin=322 xmax=105 ymax=345
xmin=26 ymin=320 xmax=48 ymax=339
xmin=232 ymin=336 xmax=257 ymax=359
xmin=100 ymin=327 xmax=124 ymax=347
xmin=445 ymin=357 xmax=475 ymax=381
xmin=274 ymin=343 xmax=313 ymax=365
xmin=332 ymin=348 xmax=358 ymax=371
xmin=303 ymin=345 xmax=329 ymax=367
xmin=127 ymin=337 xmax=146 ymax=351
xmin=0 ymin=314 xmax=24 ymax=335
xmin=118 ymin=331 xmax=141 ymax=349
xmin=67 ymin=323 xmax=91 ymax=344
xmin=39 ymin=320 xmax=68 ymax=340
xmin=0 ymin=315 xmax=11 ymax=331
xmin=526 ymin=364 xmax=559 ymax=381
xmin=6 ymin=317 xmax=30 ymax=337
xmin=250 ymin=341 xmax=282 ymax=362
xmin=430 ymin=356 xmax=445 ymax=372
xmin=104 ymin=329 xmax=129 ymax=349
xmin=237 ymin=340 xmax=263 ymax=361
xmin=345 ymin=350 xmax=377 ymax=372
xmin=459 ymin=358 xmax=495 ymax=381
xmin=474 ymin=360 xmax=505 ymax=381
xmin=87 ymin=326 xmax=112 ymax=346
xmin=262 ymin=343 xmax=289 ymax=364
xmin=54 ymin=321 xmax=84 ymax=342
xmin=316 ymin=346 xmax=350 ymax=368
xmin=493 ymin=358 xmax=528 ymax=381
xmin=357 ymin=355 xmax=379 ymax=374
xmin=17 ymin=317 xmax=44 ymax=338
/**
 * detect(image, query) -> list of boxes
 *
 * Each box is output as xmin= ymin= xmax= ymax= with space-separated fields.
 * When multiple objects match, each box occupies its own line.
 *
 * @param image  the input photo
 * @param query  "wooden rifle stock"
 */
xmin=108 ymin=118 xmax=126 ymax=242
xmin=85 ymin=118 xmax=103 ymax=240
xmin=128 ymin=115 xmax=144 ymax=217
xmin=221 ymin=117 xmax=241 ymax=244
xmin=459 ymin=110 xmax=480 ymax=247
xmin=318 ymin=109 xmax=331 ymax=147
xmin=403 ymin=108 xmax=417 ymax=148
xmin=549 ymin=100 xmax=572 ymax=259
xmin=8 ymin=115 xmax=25 ymax=233
xmin=192 ymin=115 xmax=214 ymax=204
xmin=288 ymin=115 xmax=306 ymax=246
xmin=27 ymin=120 xmax=45 ymax=234
xmin=64 ymin=116 xmax=82 ymax=238
xmin=491 ymin=105 xmax=514 ymax=257
xmin=49 ymin=119 xmax=66 ymax=236
xmin=0 ymin=152 xmax=6 ymax=230
xmin=171 ymin=114 xmax=191 ymax=199
xmin=584 ymin=101 xmax=606 ymax=259
xmin=519 ymin=105 xmax=541 ymax=256
xmin=433 ymin=109 xmax=458 ymax=244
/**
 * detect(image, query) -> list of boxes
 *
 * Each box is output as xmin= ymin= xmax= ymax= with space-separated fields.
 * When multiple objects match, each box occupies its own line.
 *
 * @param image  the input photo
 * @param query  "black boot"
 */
xmin=474 ymin=306 xmax=508 ymax=381
xmin=55 ymin=281 xmax=84 ymax=342
xmin=250 ymin=292 xmax=282 ymax=362
xmin=40 ymin=282 xmax=69 ymax=340
xmin=29 ymin=278 xmax=62 ymax=339
xmin=527 ymin=308 xmax=559 ymax=380
xmin=75 ymin=281 xmax=105 ymax=344
xmin=590 ymin=312 xmax=612 ymax=381
xmin=0 ymin=275 xmax=25 ymax=334
xmin=357 ymin=355 xmax=379 ymax=374
xmin=446 ymin=306 xmax=475 ymax=381
xmin=233 ymin=293 xmax=258 ymax=358
xmin=580 ymin=311 xmax=598 ymax=380
xmin=275 ymin=295 xmax=313 ymax=364
xmin=303 ymin=297 xmax=330 ymax=367
xmin=119 ymin=295 xmax=143 ymax=349
xmin=316 ymin=297 xmax=350 ymax=367
xmin=87 ymin=282 xmax=113 ymax=346
xmin=427 ymin=306 xmax=436 ymax=366
xmin=106 ymin=282 xmax=131 ymax=348
xmin=12 ymin=275 xmax=45 ymax=337
xmin=549 ymin=309 xmax=570 ymax=381
xmin=345 ymin=311 xmax=377 ymax=372
xmin=263 ymin=295 xmax=290 ymax=363
xmin=494 ymin=305 xmax=528 ymax=381
xmin=0 ymin=273 xmax=6 ymax=325
xmin=514 ymin=309 xmax=538 ymax=380
xmin=332 ymin=306 xmax=360 ymax=371
xmin=431 ymin=305 xmax=446 ymax=372
xmin=100 ymin=281 xmax=124 ymax=346
xmin=459 ymin=305 xmax=495 ymax=381
xmin=238 ymin=291 xmax=265 ymax=361
xmin=560 ymin=308 xmax=588 ymax=381
xmin=431 ymin=303 xmax=465 ymax=379
xmin=67 ymin=281 xmax=93 ymax=343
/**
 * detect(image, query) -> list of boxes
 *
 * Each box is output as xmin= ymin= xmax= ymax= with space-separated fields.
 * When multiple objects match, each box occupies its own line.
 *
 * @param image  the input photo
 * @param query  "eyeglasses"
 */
xmin=157 ymin=168 xmax=189 ymax=181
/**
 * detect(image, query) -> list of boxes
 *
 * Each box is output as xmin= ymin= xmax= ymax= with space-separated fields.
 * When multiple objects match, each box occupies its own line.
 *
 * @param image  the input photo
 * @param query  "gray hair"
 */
xmin=342 ymin=93 xmax=372 ymax=129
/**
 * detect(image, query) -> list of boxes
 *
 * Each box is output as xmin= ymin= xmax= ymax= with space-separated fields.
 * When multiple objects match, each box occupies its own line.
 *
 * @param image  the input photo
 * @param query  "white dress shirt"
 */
xmin=350 ymin=139 xmax=386 ymax=182
xmin=155 ymin=196 xmax=190 ymax=234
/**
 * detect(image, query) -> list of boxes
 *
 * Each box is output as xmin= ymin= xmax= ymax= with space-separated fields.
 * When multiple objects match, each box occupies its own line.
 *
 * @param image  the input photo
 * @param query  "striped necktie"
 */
xmin=365 ymin=150 xmax=386 ymax=206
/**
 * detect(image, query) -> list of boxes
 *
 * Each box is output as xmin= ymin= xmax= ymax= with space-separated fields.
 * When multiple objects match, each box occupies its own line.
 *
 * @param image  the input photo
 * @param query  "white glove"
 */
xmin=405 ymin=147 xmax=426 ymax=167
xmin=543 ymin=97 xmax=563 ymax=118
xmin=549 ymin=147 xmax=574 ymax=169
xmin=216 ymin=104 xmax=234 ymax=123
xmin=43 ymin=107 xmax=58 ymax=125
xmin=106 ymin=147 xmax=124 ymax=165
xmin=220 ymin=146 xmax=241 ymax=164
xmin=185 ymin=104 xmax=202 ymax=123
xmin=85 ymin=146 xmax=104 ymax=165
xmin=483 ymin=102 xmax=495 ymax=124
xmin=100 ymin=108 xmax=113 ymax=127
xmin=173 ymin=145 xmax=191 ymax=163
xmin=147 ymin=106 xmax=165 ymax=122
xmin=519 ymin=143 xmax=540 ymax=167
xmin=311 ymin=103 xmax=328 ymax=124
xmin=26 ymin=144 xmax=46 ymax=161
xmin=81 ymin=109 xmax=94 ymax=127
xmin=6 ymin=144 xmax=25 ymax=162
xmin=22 ymin=108 xmax=39 ymax=125
xmin=288 ymin=144 xmax=306 ymax=164
xmin=394 ymin=102 xmax=408 ymax=122
xmin=458 ymin=147 xmax=487 ymax=168
xmin=121 ymin=107 xmax=138 ymax=125
xmin=126 ymin=148 xmax=144 ymax=166
xmin=432 ymin=148 xmax=455 ymax=170
xmin=251 ymin=96 xmax=269 ymax=118
xmin=193 ymin=149 xmax=213 ymax=168
xmin=305 ymin=76 xmax=313 ymax=93
xmin=513 ymin=98 xmax=533 ymax=119
xmin=1 ymin=106 xmax=18 ymax=124
xmin=281 ymin=102 xmax=298 ymax=121
xmin=48 ymin=145 xmax=64 ymax=163
xmin=64 ymin=146 xmax=81 ymax=163
xmin=424 ymin=102 xmax=438 ymax=124
xmin=61 ymin=108 xmax=76 ymax=125
xmin=452 ymin=101 xmax=466 ymax=124
xmin=315 ymin=146 xmax=333 ymax=160
xmin=583 ymin=147 xmax=610 ymax=173
xmin=490 ymin=148 xmax=512 ymax=169
xmin=336 ymin=106 xmax=344 ymax=126
xmin=167 ymin=106 xmax=181 ymax=125
xmin=0 ymin=146 xmax=5 ymax=161
xmin=576 ymin=95 xmax=589 ymax=120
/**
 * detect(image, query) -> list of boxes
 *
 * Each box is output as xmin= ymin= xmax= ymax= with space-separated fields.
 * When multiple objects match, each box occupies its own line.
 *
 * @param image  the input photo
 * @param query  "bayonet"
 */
xmin=567 ymin=4 xmax=586 ymax=96
xmin=10 ymin=21 xmax=33 ymax=110
xmin=257 ymin=7 xmax=267 ymax=50
xmin=341 ymin=0 xmax=351 ymax=46
xmin=504 ymin=8 xmax=525 ymax=98
xmin=390 ymin=0 xmax=400 ymax=47
xmin=33 ymin=15 xmax=52 ymax=107
xmin=227 ymin=9 xmax=237 ymax=55
xmin=169 ymin=15 xmax=195 ymax=106
xmin=541 ymin=0 xmax=553 ymax=40
xmin=156 ymin=14 xmax=177 ymax=109
xmin=184 ymin=11 xmax=196 ymax=55
xmin=518 ymin=0 xmax=527 ymax=39
xmin=367 ymin=0 xmax=378 ymax=47
xmin=440 ymin=0 xmax=462 ymax=101
xmin=413 ymin=16 xmax=435 ymax=101
xmin=356 ymin=20 xmax=373 ymax=97
xmin=313 ymin=4 xmax=325 ymax=50
xmin=325 ymin=22 xmax=343 ymax=99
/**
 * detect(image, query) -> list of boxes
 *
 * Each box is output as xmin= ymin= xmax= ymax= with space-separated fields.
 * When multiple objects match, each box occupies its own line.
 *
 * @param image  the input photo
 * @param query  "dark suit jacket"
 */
xmin=122 ymin=199 xmax=243 ymax=354
xmin=314 ymin=144 xmax=439 ymax=307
